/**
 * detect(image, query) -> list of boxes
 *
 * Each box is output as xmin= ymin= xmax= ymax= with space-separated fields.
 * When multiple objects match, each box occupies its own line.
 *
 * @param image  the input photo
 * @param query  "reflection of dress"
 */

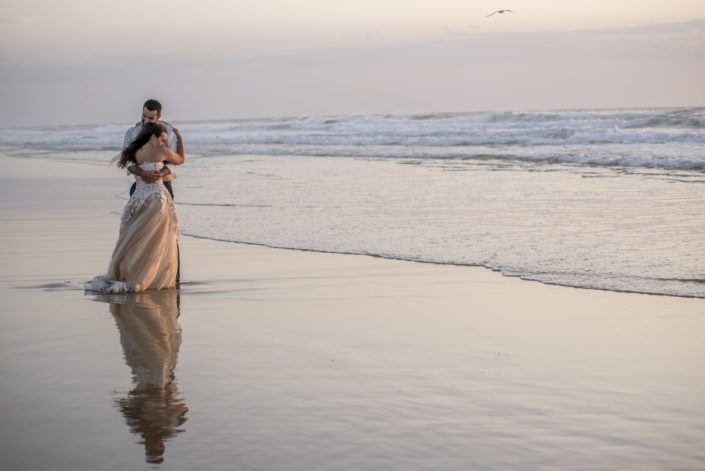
xmin=88 ymin=162 xmax=179 ymax=293
xmin=103 ymin=290 xmax=188 ymax=464
xmin=111 ymin=290 xmax=182 ymax=389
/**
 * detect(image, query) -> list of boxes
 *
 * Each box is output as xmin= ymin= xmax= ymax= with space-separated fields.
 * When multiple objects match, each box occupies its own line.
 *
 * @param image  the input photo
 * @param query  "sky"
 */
xmin=1 ymin=0 xmax=704 ymax=127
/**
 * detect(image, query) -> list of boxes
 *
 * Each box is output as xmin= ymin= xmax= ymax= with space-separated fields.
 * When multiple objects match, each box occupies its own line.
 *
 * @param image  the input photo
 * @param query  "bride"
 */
xmin=88 ymin=122 xmax=185 ymax=293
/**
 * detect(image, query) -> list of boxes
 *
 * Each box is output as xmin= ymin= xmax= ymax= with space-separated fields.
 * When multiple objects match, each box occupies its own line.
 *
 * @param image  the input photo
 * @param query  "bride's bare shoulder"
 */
xmin=135 ymin=146 xmax=160 ymax=164
xmin=134 ymin=146 xmax=147 ymax=164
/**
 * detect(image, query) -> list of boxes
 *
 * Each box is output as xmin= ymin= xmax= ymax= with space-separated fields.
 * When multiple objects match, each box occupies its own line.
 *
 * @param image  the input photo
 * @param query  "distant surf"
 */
xmin=1 ymin=107 xmax=703 ymax=171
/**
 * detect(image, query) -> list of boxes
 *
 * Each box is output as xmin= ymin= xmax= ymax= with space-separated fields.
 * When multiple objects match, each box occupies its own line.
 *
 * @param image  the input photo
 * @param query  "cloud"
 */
xmin=0 ymin=16 xmax=35 ymax=24
xmin=440 ymin=24 xmax=481 ymax=36
xmin=612 ymin=18 xmax=705 ymax=34
xmin=560 ymin=18 xmax=705 ymax=43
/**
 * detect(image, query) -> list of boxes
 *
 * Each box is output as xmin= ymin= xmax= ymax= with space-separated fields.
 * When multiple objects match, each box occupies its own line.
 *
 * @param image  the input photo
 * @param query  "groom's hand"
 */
xmin=134 ymin=167 xmax=162 ymax=183
xmin=128 ymin=165 xmax=161 ymax=183
xmin=141 ymin=170 xmax=163 ymax=183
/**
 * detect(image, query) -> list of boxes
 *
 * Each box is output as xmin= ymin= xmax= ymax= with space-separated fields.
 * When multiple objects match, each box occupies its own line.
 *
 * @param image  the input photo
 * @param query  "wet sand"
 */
xmin=1 ymin=154 xmax=704 ymax=470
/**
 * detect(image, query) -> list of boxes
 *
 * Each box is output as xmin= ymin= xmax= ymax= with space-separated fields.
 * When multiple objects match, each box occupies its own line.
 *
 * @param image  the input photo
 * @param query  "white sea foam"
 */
xmin=1 ymin=108 xmax=704 ymax=170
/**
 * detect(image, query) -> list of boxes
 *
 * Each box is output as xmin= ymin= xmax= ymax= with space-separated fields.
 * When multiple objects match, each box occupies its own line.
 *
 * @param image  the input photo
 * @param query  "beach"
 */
xmin=1 ymin=152 xmax=704 ymax=470
xmin=2 ymin=0 xmax=703 ymax=464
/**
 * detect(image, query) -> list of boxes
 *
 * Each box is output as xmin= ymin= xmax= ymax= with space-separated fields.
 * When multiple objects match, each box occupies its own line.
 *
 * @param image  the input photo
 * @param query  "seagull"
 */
xmin=486 ymin=9 xmax=514 ymax=17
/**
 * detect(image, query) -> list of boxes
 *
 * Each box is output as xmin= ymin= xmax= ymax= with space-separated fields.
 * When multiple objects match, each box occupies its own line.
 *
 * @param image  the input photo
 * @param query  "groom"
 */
xmin=124 ymin=99 xmax=182 ymax=199
xmin=122 ymin=99 xmax=184 ymax=284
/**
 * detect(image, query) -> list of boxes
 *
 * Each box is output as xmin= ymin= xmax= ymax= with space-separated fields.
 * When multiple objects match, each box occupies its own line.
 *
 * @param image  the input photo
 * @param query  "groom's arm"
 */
xmin=174 ymin=127 xmax=185 ymax=160
xmin=128 ymin=164 xmax=169 ymax=183
xmin=162 ymin=129 xmax=186 ymax=166
xmin=158 ymin=122 xmax=182 ymax=181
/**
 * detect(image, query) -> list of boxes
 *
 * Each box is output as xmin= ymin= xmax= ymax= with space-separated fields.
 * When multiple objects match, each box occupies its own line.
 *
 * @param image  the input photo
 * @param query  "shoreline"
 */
xmin=183 ymin=232 xmax=705 ymax=300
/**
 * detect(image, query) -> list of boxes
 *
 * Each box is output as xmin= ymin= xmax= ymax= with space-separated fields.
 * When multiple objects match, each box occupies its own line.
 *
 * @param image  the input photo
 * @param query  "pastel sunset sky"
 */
xmin=1 ymin=0 xmax=703 ymax=126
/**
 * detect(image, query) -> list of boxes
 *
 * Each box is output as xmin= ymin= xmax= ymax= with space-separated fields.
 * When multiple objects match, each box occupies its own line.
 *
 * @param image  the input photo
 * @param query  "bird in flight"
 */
xmin=486 ymin=9 xmax=514 ymax=17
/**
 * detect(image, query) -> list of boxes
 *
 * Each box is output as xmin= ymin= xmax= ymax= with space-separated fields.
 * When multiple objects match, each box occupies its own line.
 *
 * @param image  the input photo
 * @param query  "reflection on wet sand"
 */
xmin=95 ymin=289 xmax=187 ymax=464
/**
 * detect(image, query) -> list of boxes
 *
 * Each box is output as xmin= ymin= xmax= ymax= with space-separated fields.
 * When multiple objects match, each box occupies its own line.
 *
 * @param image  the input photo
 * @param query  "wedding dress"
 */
xmin=87 ymin=162 xmax=179 ymax=293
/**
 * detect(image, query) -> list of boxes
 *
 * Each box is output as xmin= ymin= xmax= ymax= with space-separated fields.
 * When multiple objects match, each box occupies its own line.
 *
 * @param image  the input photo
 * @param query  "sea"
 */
xmin=1 ymin=107 xmax=704 ymax=298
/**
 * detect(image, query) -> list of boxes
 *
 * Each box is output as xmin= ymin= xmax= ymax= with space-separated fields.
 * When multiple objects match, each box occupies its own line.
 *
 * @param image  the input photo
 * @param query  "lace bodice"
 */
xmin=122 ymin=162 xmax=172 ymax=227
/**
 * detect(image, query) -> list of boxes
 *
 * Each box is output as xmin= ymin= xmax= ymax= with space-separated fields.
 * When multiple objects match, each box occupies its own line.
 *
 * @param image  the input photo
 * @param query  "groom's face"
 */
xmin=141 ymin=107 xmax=160 ymax=126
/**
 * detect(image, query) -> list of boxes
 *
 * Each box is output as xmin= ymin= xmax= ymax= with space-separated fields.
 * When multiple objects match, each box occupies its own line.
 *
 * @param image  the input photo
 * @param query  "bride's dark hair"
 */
xmin=118 ymin=122 xmax=168 ymax=169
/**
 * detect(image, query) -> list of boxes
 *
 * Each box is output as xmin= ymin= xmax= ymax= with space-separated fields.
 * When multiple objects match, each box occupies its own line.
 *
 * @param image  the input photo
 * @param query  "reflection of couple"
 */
xmin=98 ymin=289 xmax=188 ymax=464
xmin=87 ymin=101 xmax=188 ymax=464
xmin=88 ymin=99 xmax=184 ymax=293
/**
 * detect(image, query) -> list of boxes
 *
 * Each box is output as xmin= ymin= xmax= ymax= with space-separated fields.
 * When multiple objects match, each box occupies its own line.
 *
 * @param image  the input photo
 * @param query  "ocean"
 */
xmin=2 ymin=107 xmax=704 ymax=298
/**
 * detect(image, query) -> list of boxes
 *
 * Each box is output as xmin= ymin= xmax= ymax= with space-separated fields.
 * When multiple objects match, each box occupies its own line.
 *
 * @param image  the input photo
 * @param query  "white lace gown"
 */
xmin=88 ymin=162 xmax=179 ymax=293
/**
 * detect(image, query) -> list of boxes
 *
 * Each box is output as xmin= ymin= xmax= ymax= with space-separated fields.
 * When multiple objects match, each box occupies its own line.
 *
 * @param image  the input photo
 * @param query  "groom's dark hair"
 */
xmin=143 ymin=99 xmax=162 ymax=116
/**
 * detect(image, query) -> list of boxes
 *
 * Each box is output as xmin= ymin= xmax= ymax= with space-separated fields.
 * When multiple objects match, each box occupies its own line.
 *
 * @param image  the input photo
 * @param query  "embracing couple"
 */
xmin=88 ymin=99 xmax=185 ymax=293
